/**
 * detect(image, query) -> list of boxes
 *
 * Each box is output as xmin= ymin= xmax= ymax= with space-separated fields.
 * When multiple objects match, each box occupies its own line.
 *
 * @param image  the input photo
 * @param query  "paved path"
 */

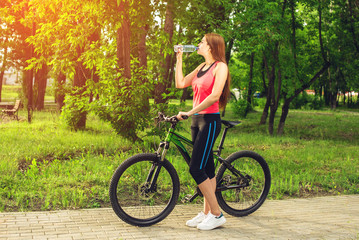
xmin=1 ymin=195 xmax=358 ymax=240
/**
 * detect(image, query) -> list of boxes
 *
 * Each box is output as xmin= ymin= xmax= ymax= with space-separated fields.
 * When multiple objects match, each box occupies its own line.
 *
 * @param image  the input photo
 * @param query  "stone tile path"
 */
xmin=1 ymin=195 xmax=358 ymax=240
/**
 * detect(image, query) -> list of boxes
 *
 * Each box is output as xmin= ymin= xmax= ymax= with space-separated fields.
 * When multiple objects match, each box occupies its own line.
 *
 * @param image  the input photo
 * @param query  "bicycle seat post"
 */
xmin=216 ymin=126 xmax=229 ymax=156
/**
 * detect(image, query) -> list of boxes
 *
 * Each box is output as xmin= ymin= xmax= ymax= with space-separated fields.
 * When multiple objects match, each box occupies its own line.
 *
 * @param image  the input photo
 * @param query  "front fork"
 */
xmin=145 ymin=142 xmax=169 ymax=192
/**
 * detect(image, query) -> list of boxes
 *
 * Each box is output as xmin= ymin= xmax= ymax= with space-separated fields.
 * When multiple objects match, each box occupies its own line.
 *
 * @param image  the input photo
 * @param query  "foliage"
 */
xmin=61 ymin=87 xmax=89 ymax=130
xmin=290 ymin=92 xmax=325 ymax=110
xmin=253 ymin=97 xmax=267 ymax=109
xmin=230 ymin=98 xmax=251 ymax=119
xmin=89 ymin=66 xmax=154 ymax=141
xmin=1 ymin=0 xmax=359 ymax=138
xmin=1 ymin=105 xmax=359 ymax=211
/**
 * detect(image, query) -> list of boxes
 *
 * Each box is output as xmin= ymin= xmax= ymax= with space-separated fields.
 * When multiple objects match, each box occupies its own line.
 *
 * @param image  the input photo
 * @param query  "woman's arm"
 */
xmin=177 ymin=62 xmax=228 ymax=119
xmin=175 ymin=50 xmax=204 ymax=89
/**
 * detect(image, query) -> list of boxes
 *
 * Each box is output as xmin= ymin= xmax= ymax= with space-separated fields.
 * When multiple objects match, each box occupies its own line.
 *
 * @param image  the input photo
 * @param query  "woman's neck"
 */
xmin=204 ymin=55 xmax=215 ymax=65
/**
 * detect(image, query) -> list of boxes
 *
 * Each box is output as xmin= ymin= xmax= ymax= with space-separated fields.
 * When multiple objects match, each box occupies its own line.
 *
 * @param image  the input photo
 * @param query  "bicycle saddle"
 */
xmin=221 ymin=120 xmax=241 ymax=128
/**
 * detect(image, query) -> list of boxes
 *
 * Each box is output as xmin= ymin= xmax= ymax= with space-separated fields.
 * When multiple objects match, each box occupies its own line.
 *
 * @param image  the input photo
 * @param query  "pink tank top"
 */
xmin=192 ymin=62 xmax=219 ymax=114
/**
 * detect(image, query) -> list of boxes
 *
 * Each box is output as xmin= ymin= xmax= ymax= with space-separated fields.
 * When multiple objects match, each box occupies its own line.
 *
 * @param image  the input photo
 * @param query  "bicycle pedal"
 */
xmin=181 ymin=194 xmax=193 ymax=203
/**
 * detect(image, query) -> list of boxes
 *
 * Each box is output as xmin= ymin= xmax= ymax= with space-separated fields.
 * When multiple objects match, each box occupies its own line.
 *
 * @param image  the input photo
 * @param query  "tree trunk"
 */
xmin=0 ymin=70 xmax=4 ymax=102
xmin=260 ymin=98 xmax=270 ymax=125
xmin=88 ymin=30 xmax=100 ymax=103
xmin=266 ymin=0 xmax=286 ymax=135
xmin=23 ymin=22 xmax=36 ymax=123
xmin=180 ymin=88 xmax=189 ymax=102
xmin=0 ymin=37 xmax=8 ymax=102
xmin=117 ymin=2 xmax=131 ymax=79
xmin=25 ymin=68 xmax=33 ymax=123
xmin=277 ymin=99 xmax=290 ymax=135
xmin=348 ymin=0 xmax=359 ymax=53
xmin=261 ymin=58 xmax=268 ymax=97
xmin=155 ymin=0 xmax=175 ymax=104
xmin=137 ymin=25 xmax=150 ymax=112
xmin=318 ymin=0 xmax=328 ymax=63
xmin=73 ymin=57 xmax=88 ymax=129
xmin=226 ymin=38 xmax=234 ymax=64
xmin=56 ymin=72 xmax=66 ymax=112
xmin=260 ymin=54 xmax=270 ymax=125
xmin=327 ymin=66 xmax=337 ymax=110
xmin=268 ymin=65 xmax=276 ymax=135
xmin=34 ymin=63 xmax=48 ymax=110
xmin=246 ymin=52 xmax=255 ymax=105
xmin=277 ymin=62 xmax=330 ymax=134
xmin=116 ymin=1 xmax=140 ymax=141
xmin=24 ymin=37 xmax=34 ymax=123
xmin=267 ymin=44 xmax=280 ymax=135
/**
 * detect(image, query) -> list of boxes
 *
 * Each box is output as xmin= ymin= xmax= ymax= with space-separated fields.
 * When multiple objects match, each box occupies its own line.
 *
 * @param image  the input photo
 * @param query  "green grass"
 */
xmin=1 ymin=85 xmax=21 ymax=102
xmin=0 ymin=95 xmax=358 ymax=211
xmin=1 ymin=84 xmax=54 ymax=102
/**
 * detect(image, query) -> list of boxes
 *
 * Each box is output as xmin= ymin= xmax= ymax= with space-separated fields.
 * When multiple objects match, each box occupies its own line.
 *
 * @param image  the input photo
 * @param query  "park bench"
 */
xmin=1 ymin=100 xmax=21 ymax=120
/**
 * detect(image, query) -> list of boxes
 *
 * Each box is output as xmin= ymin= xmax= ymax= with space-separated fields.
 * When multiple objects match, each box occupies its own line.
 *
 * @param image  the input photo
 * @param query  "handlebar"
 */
xmin=156 ymin=112 xmax=188 ymax=124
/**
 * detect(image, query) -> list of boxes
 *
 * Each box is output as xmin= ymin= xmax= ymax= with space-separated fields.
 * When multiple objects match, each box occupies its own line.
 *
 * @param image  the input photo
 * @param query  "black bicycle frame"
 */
xmin=148 ymin=122 xmax=244 ymax=196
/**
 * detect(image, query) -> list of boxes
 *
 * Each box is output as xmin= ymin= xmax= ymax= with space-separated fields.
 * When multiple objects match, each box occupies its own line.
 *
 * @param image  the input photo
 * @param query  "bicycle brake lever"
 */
xmin=174 ymin=115 xmax=188 ymax=121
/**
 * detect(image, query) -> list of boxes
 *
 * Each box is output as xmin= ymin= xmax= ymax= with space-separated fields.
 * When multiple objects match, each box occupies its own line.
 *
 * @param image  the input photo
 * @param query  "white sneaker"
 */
xmin=186 ymin=212 xmax=207 ymax=227
xmin=197 ymin=212 xmax=226 ymax=230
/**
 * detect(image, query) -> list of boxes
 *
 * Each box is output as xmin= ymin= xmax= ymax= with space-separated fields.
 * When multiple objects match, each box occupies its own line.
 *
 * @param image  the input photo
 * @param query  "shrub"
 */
xmin=290 ymin=92 xmax=310 ymax=109
xmin=61 ymin=88 xmax=89 ymax=130
xmin=308 ymin=96 xmax=325 ymax=110
xmin=253 ymin=97 xmax=267 ymax=108
xmin=290 ymin=92 xmax=324 ymax=110
xmin=230 ymin=98 xmax=251 ymax=118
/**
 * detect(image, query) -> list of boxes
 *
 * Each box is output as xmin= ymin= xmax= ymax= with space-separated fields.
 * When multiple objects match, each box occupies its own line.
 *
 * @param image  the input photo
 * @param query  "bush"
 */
xmin=253 ymin=97 xmax=267 ymax=108
xmin=290 ymin=92 xmax=310 ymax=109
xmin=230 ymin=98 xmax=251 ymax=118
xmin=61 ymin=88 xmax=89 ymax=130
xmin=290 ymin=92 xmax=324 ymax=110
xmin=308 ymin=96 xmax=325 ymax=110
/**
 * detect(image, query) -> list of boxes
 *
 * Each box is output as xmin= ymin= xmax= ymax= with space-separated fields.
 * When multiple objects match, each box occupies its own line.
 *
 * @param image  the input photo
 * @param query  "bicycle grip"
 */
xmin=182 ymin=115 xmax=189 ymax=120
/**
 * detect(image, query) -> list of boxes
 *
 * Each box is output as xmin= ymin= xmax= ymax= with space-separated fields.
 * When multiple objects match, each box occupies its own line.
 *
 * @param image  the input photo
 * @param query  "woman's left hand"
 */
xmin=176 ymin=111 xmax=191 ymax=121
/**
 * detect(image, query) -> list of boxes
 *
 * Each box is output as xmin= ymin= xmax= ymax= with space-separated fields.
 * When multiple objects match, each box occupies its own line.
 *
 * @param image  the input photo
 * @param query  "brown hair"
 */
xmin=205 ymin=33 xmax=231 ymax=110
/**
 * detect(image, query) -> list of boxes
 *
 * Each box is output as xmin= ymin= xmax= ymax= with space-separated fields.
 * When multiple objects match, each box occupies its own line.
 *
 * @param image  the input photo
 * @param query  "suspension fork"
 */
xmin=146 ymin=141 xmax=169 ymax=191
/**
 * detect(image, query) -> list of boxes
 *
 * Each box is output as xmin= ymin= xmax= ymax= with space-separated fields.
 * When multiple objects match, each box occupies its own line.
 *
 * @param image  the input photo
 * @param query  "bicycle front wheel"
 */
xmin=109 ymin=153 xmax=180 ymax=226
xmin=216 ymin=151 xmax=271 ymax=217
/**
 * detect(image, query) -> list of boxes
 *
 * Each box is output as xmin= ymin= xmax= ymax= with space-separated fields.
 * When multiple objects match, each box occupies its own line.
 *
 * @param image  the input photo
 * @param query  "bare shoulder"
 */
xmin=213 ymin=62 xmax=228 ymax=75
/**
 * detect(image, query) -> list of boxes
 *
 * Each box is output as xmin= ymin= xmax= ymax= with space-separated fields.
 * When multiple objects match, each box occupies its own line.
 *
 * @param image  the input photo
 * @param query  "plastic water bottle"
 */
xmin=174 ymin=45 xmax=199 ymax=52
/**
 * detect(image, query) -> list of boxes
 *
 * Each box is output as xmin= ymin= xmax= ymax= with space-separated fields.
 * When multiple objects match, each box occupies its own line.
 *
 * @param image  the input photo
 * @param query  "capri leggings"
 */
xmin=190 ymin=114 xmax=221 ymax=185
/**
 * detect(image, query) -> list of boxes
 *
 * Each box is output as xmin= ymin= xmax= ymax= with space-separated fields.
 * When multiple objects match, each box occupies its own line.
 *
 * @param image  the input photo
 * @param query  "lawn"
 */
xmin=0 ymin=91 xmax=358 ymax=211
xmin=1 ymin=85 xmax=54 ymax=103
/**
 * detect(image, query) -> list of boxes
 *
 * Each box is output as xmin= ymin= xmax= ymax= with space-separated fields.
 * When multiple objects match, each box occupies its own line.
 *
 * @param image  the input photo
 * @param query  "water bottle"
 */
xmin=174 ymin=45 xmax=199 ymax=53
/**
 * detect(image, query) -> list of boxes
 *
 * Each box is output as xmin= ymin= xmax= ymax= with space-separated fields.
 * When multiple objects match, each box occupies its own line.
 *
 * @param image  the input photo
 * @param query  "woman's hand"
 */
xmin=176 ymin=48 xmax=183 ymax=62
xmin=176 ymin=111 xmax=190 ymax=121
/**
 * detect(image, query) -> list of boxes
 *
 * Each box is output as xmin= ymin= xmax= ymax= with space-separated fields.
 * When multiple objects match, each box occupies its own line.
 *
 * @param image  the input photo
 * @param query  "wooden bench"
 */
xmin=1 ymin=100 xmax=21 ymax=120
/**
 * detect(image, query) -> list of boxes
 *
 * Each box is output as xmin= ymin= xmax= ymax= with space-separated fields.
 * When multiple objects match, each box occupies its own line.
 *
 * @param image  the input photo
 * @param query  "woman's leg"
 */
xmin=190 ymin=114 xmax=221 ymax=215
xmin=203 ymin=177 xmax=217 ymax=214
xmin=200 ymin=177 xmax=220 ymax=216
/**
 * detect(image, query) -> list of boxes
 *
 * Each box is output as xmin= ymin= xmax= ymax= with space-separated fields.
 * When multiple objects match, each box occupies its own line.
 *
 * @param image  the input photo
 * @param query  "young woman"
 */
xmin=175 ymin=33 xmax=231 ymax=230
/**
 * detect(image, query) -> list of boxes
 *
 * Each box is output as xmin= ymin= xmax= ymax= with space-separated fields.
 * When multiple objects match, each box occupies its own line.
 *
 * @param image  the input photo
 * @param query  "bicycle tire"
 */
xmin=216 ymin=150 xmax=271 ymax=217
xmin=109 ymin=153 xmax=180 ymax=226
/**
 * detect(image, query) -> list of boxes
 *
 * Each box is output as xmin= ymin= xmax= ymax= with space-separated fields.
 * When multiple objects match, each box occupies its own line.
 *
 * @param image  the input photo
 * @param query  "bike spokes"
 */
xmin=216 ymin=151 xmax=271 ymax=217
xmin=114 ymin=160 xmax=174 ymax=219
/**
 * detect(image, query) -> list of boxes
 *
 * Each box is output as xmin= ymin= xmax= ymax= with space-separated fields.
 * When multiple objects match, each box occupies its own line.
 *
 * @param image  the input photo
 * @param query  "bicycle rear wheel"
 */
xmin=216 ymin=151 xmax=271 ymax=217
xmin=109 ymin=153 xmax=180 ymax=226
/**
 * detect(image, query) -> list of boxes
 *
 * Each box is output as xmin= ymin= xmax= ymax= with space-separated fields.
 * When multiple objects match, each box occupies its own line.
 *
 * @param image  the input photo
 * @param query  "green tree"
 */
xmin=26 ymin=0 xmax=154 ymax=140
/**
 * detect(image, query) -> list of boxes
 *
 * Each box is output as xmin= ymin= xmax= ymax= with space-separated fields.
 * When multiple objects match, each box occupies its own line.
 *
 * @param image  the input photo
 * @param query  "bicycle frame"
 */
xmin=144 ymin=118 xmax=249 ymax=202
xmin=155 ymin=122 xmax=231 ymax=170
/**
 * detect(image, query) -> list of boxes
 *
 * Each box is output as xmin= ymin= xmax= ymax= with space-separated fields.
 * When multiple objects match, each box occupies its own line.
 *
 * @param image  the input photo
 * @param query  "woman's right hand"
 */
xmin=176 ymin=48 xmax=183 ymax=62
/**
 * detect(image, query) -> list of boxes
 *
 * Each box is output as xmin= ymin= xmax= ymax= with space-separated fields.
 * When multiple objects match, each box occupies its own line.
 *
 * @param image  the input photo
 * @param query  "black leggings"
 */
xmin=190 ymin=114 xmax=221 ymax=185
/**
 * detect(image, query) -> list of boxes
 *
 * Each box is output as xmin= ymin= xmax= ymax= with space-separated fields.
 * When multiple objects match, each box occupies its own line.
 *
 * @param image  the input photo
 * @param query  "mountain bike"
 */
xmin=109 ymin=112 xmax=271 ymax=227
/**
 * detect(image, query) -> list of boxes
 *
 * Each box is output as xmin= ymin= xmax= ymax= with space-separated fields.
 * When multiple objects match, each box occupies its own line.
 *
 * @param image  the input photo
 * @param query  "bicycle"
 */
xmin=109 ymin=112 xmax=271 ymax=227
